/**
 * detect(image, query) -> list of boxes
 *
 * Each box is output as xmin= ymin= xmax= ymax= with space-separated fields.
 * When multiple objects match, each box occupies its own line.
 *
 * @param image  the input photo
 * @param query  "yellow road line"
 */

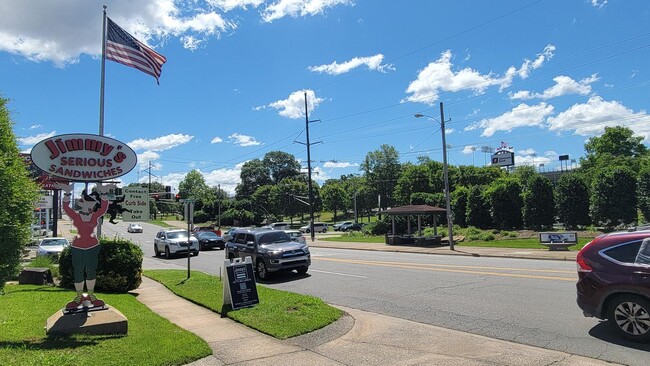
xmin=317 ymin=257 xmax=577 ymax=281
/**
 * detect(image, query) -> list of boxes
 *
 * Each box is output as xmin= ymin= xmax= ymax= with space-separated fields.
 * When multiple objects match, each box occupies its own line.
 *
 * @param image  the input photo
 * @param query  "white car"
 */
xmin=154 ymin=229 xmax=199 ymax=259
xmin=37 ymin=237 xmax=70 ymax=257
xmin=127 ymin=223 xmax=143 ymax=233
xmin=299 ymin=222 xmax=328 ymax=233
xmin=285 ymin=230 xmax=307 ymax=244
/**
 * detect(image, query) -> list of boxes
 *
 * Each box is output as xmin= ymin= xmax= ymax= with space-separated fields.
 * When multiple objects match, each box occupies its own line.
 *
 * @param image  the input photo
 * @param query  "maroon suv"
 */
xmin=576 ymin=230 xmax=650 ymax=342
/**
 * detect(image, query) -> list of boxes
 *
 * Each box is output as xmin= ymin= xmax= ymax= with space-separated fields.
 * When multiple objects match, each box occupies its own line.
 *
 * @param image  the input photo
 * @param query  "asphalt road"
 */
xmin=103 ymin=221 xmax=650 ymax=366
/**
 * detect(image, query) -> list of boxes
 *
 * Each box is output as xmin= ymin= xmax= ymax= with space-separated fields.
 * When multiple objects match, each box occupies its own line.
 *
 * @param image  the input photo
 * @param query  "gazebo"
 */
xmin=380 ymin=204 xmax=447 ymax=246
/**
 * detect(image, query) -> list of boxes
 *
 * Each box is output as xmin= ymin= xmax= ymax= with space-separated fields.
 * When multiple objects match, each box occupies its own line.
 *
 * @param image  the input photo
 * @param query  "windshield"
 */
xmin=41 ymin=239 xmax=68 ymax=246
xmin=198 ymin=232 xmax=218 ymax=239
xmin=258 ymin=231 xmax=290 ymax=245
xmin=167 ymin=231 xmax=188 ymax=239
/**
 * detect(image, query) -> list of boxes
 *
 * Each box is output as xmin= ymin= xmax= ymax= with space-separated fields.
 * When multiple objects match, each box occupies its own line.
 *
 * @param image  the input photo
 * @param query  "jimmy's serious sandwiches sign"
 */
xmin=30 ymin=134 xmax=137 ymax=181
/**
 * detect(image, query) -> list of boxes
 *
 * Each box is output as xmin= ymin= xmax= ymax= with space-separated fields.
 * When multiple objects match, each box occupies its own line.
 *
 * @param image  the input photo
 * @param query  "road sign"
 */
xmin=121 ymin=187 xmax=150 ymax=222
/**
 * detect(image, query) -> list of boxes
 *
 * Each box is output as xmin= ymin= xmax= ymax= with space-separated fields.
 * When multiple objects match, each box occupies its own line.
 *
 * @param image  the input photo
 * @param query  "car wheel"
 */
xmin=228 ymin=253 xmax=235 ymax=261
xmin=322 ymin=228 xmax=327 ymax=233
xmin=154 ymin=244 xmax=160 ymax=257
xmin=607 ymin=294 xmax=650 ymax=342
xmin=165 ymin=246 xmax=172 ymax=259
xmin=296 ymin=266 xmax=308 ymax=274
xmin=256 ymin=260 xmax=268 ymax=280
xmin=193 ymin=251 xmax=199 ymax=256
xmin=305 ymin=228 xmax=311 ymax=233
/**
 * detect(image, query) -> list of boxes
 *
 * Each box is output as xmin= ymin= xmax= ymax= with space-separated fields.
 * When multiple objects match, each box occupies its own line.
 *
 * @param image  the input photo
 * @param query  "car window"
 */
xmin=635 ymin=238 xmax=650 ymax=265
xmin=603 ymin=240 xmax=642 ymax=263
xmin=199 ymin=232 xmax=218 ymax=239
xmin=167 ymin=231 xmax=188 ymax=239
xmin=41 ymin=239 xmax=68 ymax=246
xmin=245 ymin=234 xmax=255 ymax=244
xmin=258 ymin=231 xmax=290 ymax=244
xmin=234 ymin=233 xmax=246 ymax=244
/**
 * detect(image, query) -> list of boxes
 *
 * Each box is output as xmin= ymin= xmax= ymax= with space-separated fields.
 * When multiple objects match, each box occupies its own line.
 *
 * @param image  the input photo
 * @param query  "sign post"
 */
xmin=222 ymin=257 xmax=259 ymax=310
xmin=184 ymin=200 xmax=194 ymax=279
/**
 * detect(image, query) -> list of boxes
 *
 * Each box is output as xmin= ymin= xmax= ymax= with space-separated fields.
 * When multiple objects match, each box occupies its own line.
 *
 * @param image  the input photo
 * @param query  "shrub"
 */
xmin=26 ymin=256 xmax=60 ymax=278
xmin=59 ymin=237 xmax=143 ymax=292
xmin=192 ymin=210 xmax=211 ymax=224
xmin=480 ymin=232 xmax=495 ymax=241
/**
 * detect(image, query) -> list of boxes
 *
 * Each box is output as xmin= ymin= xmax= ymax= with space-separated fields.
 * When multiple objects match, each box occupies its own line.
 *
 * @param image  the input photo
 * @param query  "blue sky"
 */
xmin=2 ymin=0 xmax=649 ymax=195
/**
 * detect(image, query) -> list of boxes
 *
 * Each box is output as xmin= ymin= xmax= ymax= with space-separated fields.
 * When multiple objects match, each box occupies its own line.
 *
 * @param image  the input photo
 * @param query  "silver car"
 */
xmin=37 ymin=237 xmax=70 ymax=258
xmin=154 ymin=229 xmax=199 ymax=259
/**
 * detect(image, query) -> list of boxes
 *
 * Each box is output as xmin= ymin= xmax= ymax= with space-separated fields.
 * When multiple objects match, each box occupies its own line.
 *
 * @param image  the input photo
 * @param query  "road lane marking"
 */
xmin=310 ymin=269 xmax=367 ymax=278
xmin=317 ymin=257 xmax=576 ymax=281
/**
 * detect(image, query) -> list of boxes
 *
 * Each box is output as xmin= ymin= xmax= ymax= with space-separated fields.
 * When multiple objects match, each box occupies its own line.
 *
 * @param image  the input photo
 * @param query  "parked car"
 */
xmin=194 ymin=231 xmax=225 ymax=250
xmin=285 ymin=229 xmax=306 ymax=244
xmin=127 ymin=223 xmax=143 ymax=233
xmin=192 ymin=225 xmax=222 ymax=236
xmin=299 ymin=222 xmax=328 ymax=233
xmin=225 ymin=228 xmax=310 ymax=280
xmin=261 ymin=222 xmax=290 ymax=230
xmin=31 ymin=224 xmax=46 ymax=237
xmin=222 ymin=227 xmax=241 ymax=242
xmin=154 ymin=229 xmax=199 ymax=259
xmin=339 ymin=222 xmax=364 ymax=232
xmin=36 ymin=237 xmax=69 ymax=258
xmin=333 ymin=221 xmax=353 ymax=231
xmin=576 ymin=230 xmax=650 ymax=342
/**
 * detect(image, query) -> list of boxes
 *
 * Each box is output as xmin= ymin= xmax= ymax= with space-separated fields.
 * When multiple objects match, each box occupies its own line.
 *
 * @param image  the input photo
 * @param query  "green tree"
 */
xmin=262 ymin=151 xmax=301 ymax=184
xmin=591 ymin=167 xmax=638 ymax=230
xmin=178 ymin=170 xmax=210 ymax=212
xmin=321 ymin=181 xmax=348 ymax=221
xmin=465 ymin=185 xmax=492 ymax=229
xmin=522 ymin=175 xmax=555 ymax=230
xmin=361 ymin=144 xmax=401 ymax=211
xmin=235 ymin=159 xmax=272 ymax=199
xmin=580 ymin=126 xmax=648 ymax=182
xmin=393 ymin=163 xmax=431 ymax=205
xmin=555 ymin=174 xmax=591 ymax=229
xmin=451 ymin=186 xmax=469 ymax=228
xmin=486 ymin=178 xmax=523 ymax=230
xmin=638 ymin=162 xmax=650 ymax=222
xmin=0 ymin=98 xmax=39 ymax=292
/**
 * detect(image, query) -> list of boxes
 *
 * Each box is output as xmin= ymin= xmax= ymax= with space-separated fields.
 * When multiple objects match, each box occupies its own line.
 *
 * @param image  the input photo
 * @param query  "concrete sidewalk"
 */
xmin=134 ymin=277 xmax=613 ymax=366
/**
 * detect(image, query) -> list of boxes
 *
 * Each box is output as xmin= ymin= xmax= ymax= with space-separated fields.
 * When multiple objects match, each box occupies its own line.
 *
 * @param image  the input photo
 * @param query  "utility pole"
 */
xmin=439 ymin=102 xmax=454 ymax=250
xmin=294 ymin=92 xmax=321 ymax=242
xmin=217 ymin=184 xmax=221 ymax=231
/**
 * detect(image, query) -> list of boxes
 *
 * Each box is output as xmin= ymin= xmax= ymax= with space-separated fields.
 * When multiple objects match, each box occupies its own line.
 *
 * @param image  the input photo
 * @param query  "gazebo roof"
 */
xmin=380 ymin=204 xmax=447 ymax=215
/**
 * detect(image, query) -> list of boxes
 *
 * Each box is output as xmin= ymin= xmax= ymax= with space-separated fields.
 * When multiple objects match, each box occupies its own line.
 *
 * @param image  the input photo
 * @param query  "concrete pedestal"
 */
xmin=46 ymin=306 xmax=128 ymax=336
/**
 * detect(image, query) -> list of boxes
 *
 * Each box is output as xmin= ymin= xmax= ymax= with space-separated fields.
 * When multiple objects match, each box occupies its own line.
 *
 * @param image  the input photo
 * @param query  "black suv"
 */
xmin=576 ymin=231 xmax=650 ymax=342
xmin=225 ymin=228 xmax=311 ymax=280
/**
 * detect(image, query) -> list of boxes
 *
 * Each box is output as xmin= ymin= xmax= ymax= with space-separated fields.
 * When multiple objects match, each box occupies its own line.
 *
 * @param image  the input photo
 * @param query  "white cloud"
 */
xmin=308 ymin=54 xmax=394 ymax=75
xmin=28 ymin=124 xmax=42 ymax=130
xmin=137 ymin=151 xmax=161 ymax=169
xmin=466 ymin=103 xmax=554 ymax=137
xmin=17 ymin=131 xmax=56 ymax=146
xmin=514 ymin=154 xmax=551 ymax=167
xmin=211 ymin=136 xmax=223 ymax=143
xmin=544 ymin=150 xmax=558 ymax=157
xmin=229 ymin=133 xmax=261 ymax=146
xmin=208 ymin=0 xmax=265 ymax=12
xmin=462 ymin=145 xmax=477 ymax=154
xmin=0 ymin=0 xmax=236 ymax=66
xmin=301 ymin=165 xmax=330 ymax=182
xmin=323 ymin=161 xmax=358 ymax=168
xmin=509 ymin=74 xmax=599 ymax=100
xmin=591 ymin=0 xmax=607 ymax=9
xmin=547 ymin=96 xmax=650 ymax=142
xmin=128 ymin=134 xmax=194 ymax=151
xmin=267 ymin=89 xmax=324 ymax=119
xmin=517 ymin=148 xmax=536 ymax=156
xmin=403 ymin=45 xmax=555 ymax=105
xmin=261 ymin=0 xmax=354 ymax=23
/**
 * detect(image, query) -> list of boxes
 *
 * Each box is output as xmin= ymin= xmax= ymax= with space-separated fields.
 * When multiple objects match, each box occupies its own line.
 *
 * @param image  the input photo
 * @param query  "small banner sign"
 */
xmin=121 ymin=187 xmax=150 ymax=222
xmin=539 ymin=232 xmax=578 ymax=244
xmin=223 ymin=257 xmax=259 ymax=310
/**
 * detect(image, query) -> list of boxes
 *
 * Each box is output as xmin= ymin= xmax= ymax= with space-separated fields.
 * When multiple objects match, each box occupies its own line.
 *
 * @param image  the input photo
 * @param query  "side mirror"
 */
xmin=246 ymin=241 xmax=255 ymax=247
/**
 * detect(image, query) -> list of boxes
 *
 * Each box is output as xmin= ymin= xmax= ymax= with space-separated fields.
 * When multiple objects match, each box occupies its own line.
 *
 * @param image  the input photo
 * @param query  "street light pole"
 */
xmin=415 ymin=102 xmax=455 ymax=250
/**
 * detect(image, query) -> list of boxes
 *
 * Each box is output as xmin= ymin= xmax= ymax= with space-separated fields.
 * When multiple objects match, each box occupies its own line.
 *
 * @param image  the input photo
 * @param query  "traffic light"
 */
xmin=153 ymin=194 xmax=160 ymax=201
xmin=175 ymin=193 xmax=181 ymax=202
xmin=165 ymin=185 xmax=172 ymax=199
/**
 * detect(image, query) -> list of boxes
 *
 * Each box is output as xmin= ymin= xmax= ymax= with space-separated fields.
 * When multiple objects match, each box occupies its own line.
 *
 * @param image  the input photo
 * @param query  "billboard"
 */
xmin=491 ymin=151 xmax=515 ymax=167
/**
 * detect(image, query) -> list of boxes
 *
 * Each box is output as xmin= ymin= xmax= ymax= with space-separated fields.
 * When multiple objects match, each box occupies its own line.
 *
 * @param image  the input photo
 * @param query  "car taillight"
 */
xmin=576 ymin=238 xmax=599 ymax=273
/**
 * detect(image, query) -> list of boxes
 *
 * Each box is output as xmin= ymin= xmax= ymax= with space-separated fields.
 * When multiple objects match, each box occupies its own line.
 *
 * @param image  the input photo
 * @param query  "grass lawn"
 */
xmin=322 ymin=234 xmax=591 ymax=250
xmin=144 ymin=270 xmax=343 ymax=339
xmin=149 ymin=219 xmax=173 ymax=228
xmin=0 ymin=284 xmax=211 ymax=366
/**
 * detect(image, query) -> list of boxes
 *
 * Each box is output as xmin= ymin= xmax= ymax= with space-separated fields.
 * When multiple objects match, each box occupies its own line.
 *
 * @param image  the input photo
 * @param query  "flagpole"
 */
xmin=99 ymin=5 xmax=107 ymax=136
xmin=97 ymin=5 xmax=107 ymax=239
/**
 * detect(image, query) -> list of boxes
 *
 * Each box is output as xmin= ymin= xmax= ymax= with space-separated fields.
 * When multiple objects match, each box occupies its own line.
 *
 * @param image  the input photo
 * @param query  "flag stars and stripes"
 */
xmin=105 ymin=17 xmax=166 ymax=84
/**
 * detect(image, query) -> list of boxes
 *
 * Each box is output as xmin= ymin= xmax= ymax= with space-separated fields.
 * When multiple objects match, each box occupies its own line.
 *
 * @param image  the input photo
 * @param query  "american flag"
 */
xmin=106 ymin=17 xmax=167 ymax=84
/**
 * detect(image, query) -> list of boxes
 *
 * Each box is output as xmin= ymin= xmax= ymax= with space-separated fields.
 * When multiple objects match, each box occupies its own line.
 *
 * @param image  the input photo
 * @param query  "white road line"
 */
xmin=310 ymin=269 xmax=367 ymax=278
